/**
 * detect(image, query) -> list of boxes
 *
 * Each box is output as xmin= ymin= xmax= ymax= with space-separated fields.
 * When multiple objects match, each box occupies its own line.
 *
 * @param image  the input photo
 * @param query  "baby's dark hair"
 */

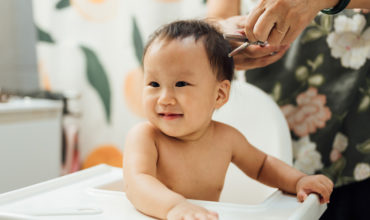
xmin=143 ymin=19 xmax=234 ymax=82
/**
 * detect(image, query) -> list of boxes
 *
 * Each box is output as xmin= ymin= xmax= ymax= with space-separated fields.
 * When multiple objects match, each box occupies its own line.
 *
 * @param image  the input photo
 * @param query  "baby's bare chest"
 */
xmin=155 ymin=141 xmax=232 ymax=201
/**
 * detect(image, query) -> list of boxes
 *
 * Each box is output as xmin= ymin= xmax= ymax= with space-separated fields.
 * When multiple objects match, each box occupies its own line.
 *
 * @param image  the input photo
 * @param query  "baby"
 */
xmin=123 ymin=20 xmax=333 ymax=220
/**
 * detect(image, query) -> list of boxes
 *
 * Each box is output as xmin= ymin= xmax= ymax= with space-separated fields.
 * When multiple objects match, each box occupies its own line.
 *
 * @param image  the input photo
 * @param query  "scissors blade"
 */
xmin=228 ymin=42 xmax=250 ymax=57
xmin=223 ymin=33 xmax=248 ymax=42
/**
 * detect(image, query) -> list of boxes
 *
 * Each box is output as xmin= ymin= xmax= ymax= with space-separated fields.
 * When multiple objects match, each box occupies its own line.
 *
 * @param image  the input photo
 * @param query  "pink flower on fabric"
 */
xmin=329 ymin=132 xmax=348 ymax=162
xmin=281 ymin=87 xmax=332 ymax=137
xmin=330 ymin=148 xmax=342 ymax=162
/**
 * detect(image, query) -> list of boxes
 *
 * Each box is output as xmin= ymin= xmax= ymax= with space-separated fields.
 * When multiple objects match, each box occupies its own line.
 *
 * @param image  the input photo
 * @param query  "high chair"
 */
xmin=214 ymin=80 xmax=293 ymax=205
xmin=0 ymin=82 xmax=327 ymax=220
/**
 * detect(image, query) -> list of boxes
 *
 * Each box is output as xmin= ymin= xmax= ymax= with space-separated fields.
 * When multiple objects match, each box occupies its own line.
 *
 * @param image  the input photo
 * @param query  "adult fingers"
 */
xmin=281 ymin=24 xmax=305 ymax=46
xmin=233 ymin=16 xmax=248 ymax=29
xmin=253 ymin=10 xmax=278 ymax=42
xmin=218 ymin=17 xmax=246 ymax=33
xmin=280 ymin=9 xmax=318 ymax=45
xmin=244 ymin=6 xmax=265 ymax=43
xmin=234 ymin=45 xmax=289 ymax=70
xmin=267 ymin=23 xmax=290 ymax=46
xmin=232 ymin=44 xmax=283 ymax=59
xmin=251 ymin=0 xmax=291 ymax=44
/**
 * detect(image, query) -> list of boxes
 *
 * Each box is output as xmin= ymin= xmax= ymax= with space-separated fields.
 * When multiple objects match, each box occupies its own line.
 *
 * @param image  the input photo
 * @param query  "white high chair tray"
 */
xmin=0 ymin=165 xmax=326 ymax=220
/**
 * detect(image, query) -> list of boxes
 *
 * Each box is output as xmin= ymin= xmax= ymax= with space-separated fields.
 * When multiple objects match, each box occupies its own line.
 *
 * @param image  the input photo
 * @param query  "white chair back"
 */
xmin=213 ymin=81 xmax=292 ymax=204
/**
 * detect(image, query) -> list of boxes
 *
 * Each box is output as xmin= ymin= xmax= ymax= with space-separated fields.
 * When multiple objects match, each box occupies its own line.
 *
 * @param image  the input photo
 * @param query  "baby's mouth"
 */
xmin=158 ymin=113 xmax=183 ymax=120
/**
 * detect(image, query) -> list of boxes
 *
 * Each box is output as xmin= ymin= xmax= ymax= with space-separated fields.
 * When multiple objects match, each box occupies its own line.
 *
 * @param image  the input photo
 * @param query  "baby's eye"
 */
xmin=175 ymin=81 xmax=189 ymax=87
xmin=149 ymin=81 xmax=160 ymax=87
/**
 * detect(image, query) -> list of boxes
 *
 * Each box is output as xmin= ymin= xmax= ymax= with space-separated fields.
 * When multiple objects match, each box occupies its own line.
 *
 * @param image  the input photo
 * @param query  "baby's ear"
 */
xmin=215 ymin=80 xmax=231 ymax=109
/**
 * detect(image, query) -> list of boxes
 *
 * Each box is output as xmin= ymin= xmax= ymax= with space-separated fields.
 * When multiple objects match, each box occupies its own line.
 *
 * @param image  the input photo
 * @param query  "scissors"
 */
xmin=223 ymin=33 xmax=267 ymax=57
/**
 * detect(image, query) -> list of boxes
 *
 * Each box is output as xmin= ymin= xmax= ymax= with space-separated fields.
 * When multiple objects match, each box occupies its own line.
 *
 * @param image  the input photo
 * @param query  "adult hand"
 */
xmin=215 ymin=16 xmax=290 ymax=70
xmin=244 ymin=0 xmax=339 ymax=46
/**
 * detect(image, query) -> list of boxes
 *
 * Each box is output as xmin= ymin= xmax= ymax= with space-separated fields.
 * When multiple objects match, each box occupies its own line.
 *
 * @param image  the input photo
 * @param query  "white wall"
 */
xmin=0 ymin=0 xmax=39 ymax=93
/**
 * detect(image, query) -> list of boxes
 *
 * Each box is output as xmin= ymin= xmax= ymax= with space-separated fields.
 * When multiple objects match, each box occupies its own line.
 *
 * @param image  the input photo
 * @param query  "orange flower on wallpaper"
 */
xmin=281 ymin=87 xmax=332 ymax=137
xmin=123 ymin=67 xmax=145 ymax=117
xmin=71 ymin=0 xmax=118 ymax=22
xmin=83 ymin=144 xmax=123 ymax=169
xmin=38 ymin=60 xmax=52 ymax=91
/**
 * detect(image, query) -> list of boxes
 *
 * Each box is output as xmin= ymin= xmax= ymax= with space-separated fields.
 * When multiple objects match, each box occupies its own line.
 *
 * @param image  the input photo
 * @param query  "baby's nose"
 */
xmin=158 ymin=89 xmax=176 ymax=105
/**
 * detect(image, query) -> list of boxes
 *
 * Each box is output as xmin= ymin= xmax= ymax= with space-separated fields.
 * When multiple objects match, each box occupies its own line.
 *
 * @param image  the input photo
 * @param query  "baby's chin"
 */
xmin=158 ymin=127 xmax=185 ymax=138
xmin=157 ymin=126 xmax=195 ymax=140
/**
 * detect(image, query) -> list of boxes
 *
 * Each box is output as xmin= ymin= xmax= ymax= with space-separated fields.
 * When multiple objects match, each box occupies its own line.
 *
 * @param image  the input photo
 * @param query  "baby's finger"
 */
xmin=317 ymin=182 xmax=331 ymax=203
xmin=321 ymin=177 xmax=334 ymax=190
xmin=194 ymin=213 xmax=208 ymax=220
xmin=207 ymin=211 xmax=219 ymax=220
xmin=183 ymin=214 xmax=196 ymax=220
xmin=320 ymin=180 xmax=333 ymax=198
xmin=319 ymin=185 xmax=331 ymax=204
xmin=297 ymin=190 xmax=307 ymax=202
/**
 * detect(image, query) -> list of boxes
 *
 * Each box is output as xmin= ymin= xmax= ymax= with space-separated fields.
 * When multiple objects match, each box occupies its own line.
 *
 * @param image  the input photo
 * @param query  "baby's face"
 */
xmin=143 ymin=37 xmax=222 ymax=139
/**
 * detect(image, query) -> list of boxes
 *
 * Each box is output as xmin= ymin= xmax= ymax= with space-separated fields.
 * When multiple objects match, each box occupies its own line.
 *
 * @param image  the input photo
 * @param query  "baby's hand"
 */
xmin=296 ymin=174 xmax=334 ymax=204
xmin=167 ymin=200 xmax=218 ymax=220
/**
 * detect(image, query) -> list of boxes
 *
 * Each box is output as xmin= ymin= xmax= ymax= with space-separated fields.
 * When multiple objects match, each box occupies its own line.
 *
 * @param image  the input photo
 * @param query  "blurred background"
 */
xmin=1 ymin=0 xmax=369 ymax=198
xmin=0 ymin=0 xmax=206 ymax=193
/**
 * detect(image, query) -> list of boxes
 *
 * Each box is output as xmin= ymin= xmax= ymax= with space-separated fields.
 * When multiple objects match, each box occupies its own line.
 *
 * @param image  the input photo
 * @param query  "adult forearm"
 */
xmin=257 ymin=156 xmax=306 ymax=194
xmin=347 ymin=0 xmax=370 ymax=9
xmin=207 ymin=0 xmax=240 ymax=18
xmin=125 ymin=173 xmax=185 ymax=219
xmin=319 ymin=0 xmax=370 ymax=10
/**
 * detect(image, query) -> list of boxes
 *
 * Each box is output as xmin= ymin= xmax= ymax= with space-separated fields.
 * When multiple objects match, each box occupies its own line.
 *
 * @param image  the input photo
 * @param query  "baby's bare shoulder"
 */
xmin=212 ymin=121 xmax=245 ymax=141
xmin=125 ymin=122 xmax=159 ymax=150
xmin=128 ymin=121 xmax=157 ymax=137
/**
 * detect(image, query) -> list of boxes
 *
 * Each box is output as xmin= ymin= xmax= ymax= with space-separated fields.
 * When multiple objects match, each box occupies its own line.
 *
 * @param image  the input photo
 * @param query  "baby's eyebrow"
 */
xmin=176 ymin=70 xmax=197 ymax=77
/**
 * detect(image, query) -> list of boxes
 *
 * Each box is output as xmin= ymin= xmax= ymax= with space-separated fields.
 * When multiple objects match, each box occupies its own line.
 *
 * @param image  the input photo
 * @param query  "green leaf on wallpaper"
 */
xmin=132 ymin=17 xmax=144 ymax=65
xmin=356 ymin=139 xmax=370 ymax=154
xmin=80 ymin=46 xmax=111 ymax=123
xmin=203 ymin=0 xmax=207 ymax=4
xmin=56 ymin=0 xmax=70 ymax=9
xmin=36 ymin=25 xmax=55 ymax=43
xmin=301 ymin=29 xmax=324 ymax=44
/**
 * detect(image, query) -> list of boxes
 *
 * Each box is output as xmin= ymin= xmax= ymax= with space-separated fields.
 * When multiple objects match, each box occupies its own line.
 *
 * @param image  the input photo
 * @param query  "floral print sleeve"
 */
xmin=245 ymin=10 xmax=370 ymax=187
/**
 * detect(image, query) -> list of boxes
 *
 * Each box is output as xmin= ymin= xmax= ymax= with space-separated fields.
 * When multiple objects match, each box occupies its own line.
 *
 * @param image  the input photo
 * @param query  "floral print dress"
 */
xmin=244 ymin=10 xmax=370 ymax=187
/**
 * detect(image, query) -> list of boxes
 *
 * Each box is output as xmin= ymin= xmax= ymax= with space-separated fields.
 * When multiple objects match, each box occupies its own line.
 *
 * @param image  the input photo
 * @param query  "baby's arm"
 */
xmin=256 ymin=156 xmax=333 ymax=203
xmin=123 ymin=123 xmax=218 ymax=220
xmin=230 ymin=127 xmax=333 ymax=203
